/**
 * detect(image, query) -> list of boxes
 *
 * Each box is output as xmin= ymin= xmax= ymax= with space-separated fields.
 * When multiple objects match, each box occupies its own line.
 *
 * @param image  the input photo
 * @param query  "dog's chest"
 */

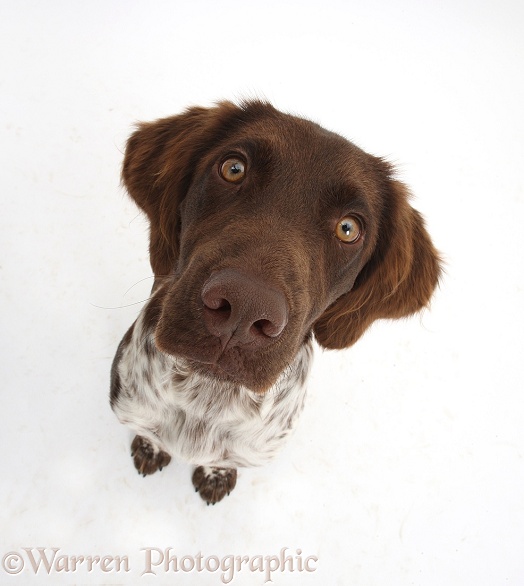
xmin=113 ymin=307 xmax=313 ymax=468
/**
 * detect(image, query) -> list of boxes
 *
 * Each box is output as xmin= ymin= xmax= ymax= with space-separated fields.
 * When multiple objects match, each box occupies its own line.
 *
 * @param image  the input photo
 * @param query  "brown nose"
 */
xmin=201 ymin=269 xmax=289 ymax=350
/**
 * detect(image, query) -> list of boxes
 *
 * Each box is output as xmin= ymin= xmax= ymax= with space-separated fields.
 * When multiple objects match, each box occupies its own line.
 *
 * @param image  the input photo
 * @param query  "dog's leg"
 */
xmin=131 ymin=435 xmax=172 ymax=477
xmin=192 ymin=466 xmax=237 ymax=505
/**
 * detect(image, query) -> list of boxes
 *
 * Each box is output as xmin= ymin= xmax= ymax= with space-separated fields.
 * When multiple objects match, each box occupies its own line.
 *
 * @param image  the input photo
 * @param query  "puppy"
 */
xmin=110 ymin=101 xmax=441 ymax=504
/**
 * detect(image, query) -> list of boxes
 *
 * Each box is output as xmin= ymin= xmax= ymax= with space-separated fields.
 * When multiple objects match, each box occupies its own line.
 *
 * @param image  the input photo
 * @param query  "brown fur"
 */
xmin=121 ymin=100 xmax=441 ymax=392
xmin=314 ymin=181 xmax=441 ymax=348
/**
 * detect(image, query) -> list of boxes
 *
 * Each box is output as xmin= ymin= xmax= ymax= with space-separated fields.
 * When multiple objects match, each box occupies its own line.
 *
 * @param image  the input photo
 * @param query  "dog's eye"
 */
xmin=219 ymin=158 xmax=246 ymax=183
xmin=335 ymin=216 xmax=362 ymax=243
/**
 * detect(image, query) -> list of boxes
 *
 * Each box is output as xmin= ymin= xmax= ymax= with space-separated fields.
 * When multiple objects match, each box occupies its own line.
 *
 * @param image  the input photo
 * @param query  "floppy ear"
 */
xmin=314 ymin=180 xmax=441 ymax=349
xmin=122 ymin=105 xmax=223 ymax=275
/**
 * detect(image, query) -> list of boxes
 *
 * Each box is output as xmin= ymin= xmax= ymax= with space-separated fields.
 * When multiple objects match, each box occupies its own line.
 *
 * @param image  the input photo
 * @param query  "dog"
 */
xmin=110 ymin=100 xmax=441 ymax=504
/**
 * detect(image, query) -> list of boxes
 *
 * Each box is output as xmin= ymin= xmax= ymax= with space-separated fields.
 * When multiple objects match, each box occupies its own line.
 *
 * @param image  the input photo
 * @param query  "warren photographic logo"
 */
xmin=2 ymin=549 xmax=129 ymax=575
xmin=2 ymin=547 xmax=318 ymax=583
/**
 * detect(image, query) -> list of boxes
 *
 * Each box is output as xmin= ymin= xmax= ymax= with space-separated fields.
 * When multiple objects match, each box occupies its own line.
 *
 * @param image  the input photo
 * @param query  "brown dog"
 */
xmin=110 ymin=100 xmax=441 ymax=504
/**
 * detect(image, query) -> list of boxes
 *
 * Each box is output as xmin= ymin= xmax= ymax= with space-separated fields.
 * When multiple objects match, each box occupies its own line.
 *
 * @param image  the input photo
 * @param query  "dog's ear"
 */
xmin=314 ymin=180 xmax=441 ymax=349
xmin=122 ymin=105 xmax=223 ymax=275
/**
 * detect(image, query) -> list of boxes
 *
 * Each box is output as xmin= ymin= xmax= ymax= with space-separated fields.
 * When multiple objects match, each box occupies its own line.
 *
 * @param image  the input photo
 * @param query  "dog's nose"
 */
xmin=201 ymin=269 xmax=289 ymax=349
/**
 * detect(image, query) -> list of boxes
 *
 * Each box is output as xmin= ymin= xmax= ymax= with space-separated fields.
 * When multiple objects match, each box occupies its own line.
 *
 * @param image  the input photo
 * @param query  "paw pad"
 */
xmin=131 ymin=435 xmax=171 ymax=476
xmin=192 ymin=466 xmax=237 ymax=505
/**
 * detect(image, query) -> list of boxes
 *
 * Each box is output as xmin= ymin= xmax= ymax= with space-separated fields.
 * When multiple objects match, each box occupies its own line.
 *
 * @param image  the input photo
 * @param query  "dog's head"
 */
xmin=122 ymin=101 xmax=441 ymax=392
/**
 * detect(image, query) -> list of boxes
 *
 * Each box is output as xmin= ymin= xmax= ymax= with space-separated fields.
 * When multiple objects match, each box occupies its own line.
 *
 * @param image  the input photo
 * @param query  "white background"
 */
xmin=1 ymin=0 xmax=523 ymax=584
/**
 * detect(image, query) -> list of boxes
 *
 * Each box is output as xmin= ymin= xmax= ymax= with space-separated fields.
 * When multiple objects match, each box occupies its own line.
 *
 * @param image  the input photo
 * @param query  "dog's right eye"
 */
xmin=219 ymin=158 xmax=246 ymax=183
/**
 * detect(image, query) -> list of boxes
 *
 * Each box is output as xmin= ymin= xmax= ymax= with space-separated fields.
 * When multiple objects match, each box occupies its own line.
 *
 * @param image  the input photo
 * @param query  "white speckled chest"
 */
xmin=111 ymin=304 xmax=313 ymax=469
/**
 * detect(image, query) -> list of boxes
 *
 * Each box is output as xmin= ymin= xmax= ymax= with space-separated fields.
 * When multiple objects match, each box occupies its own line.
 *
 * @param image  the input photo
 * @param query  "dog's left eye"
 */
xmin=219 ymin=158 xmax=246 ymax=183
xmin=335 ymin=216 xmax=362 ymax=244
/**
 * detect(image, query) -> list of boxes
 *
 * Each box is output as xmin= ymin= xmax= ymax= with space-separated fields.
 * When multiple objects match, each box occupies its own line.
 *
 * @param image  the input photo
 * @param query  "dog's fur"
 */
xmin=110 ymin=100 xmax=441 ymax=504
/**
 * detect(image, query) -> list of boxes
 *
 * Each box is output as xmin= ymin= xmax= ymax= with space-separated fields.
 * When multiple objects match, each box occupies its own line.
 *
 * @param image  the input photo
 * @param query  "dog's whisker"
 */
xmin=109 ymin=99 xmax=441 ymax=505
xmin=91 ymin=297 xmax=152 ymax=310
xmin=123 ymin=275 xmax=156 ymax=298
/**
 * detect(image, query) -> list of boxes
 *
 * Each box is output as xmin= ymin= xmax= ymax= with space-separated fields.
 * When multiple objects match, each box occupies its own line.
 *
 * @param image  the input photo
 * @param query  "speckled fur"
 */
xmin=110 ymin=101 xmax=441 ymax=504
xmin=111 ymin=294 xmax=313 ymax=470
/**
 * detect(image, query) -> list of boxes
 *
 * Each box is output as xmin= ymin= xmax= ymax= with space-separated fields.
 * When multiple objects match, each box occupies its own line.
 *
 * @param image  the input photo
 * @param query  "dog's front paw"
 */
xmin=131 ymin=435 xmax=171 ymax=476
xmin=192 ymin=466 xmax=237 ymax=505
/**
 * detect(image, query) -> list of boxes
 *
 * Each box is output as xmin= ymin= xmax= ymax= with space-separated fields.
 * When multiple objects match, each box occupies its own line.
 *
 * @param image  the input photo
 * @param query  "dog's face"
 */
xmin=123 ymin=101 xmax=440 ymax=392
